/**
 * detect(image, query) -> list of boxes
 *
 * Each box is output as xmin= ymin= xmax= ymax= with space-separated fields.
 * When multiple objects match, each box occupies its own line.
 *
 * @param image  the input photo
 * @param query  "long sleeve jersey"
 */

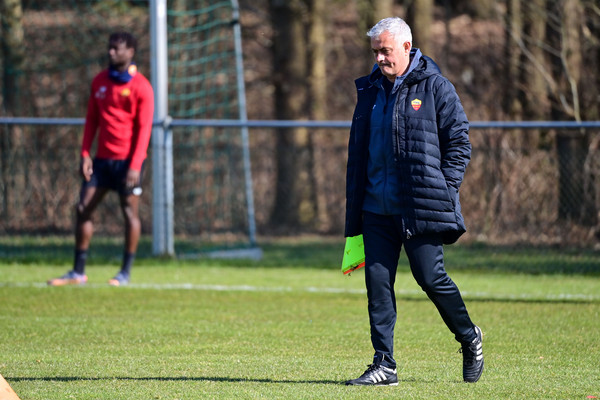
xmin=81 ymin=69 xmax=154 ymax=171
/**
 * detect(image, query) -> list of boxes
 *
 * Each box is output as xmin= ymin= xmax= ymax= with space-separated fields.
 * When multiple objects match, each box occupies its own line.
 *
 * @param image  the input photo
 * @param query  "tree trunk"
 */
xmin=451 ymin=0 xmax=496 ymax=18
xmin=1 ymin=0 xmax=25 ymax=113
xmin=504 ymin=0 xmax=522 ymax=118
xmin=307 ymin=0 xmax=332 ymax=232
xmin=407 ymin=0 xmax=434 ymax=56
xmin=268 ymin=0 xmax=316 ymax=230
xmin=521 ymin=0 xmax=547 ymax=121
xmin=0 ymin=0 xmax=26 ymax=227
xmin=357 ymin=0 xmax=394 ymax=33
xmin=520 ymin=0 xmax=548 ymax=149
xmin=548 ymin=0 xmax=595 ymax=224
xmin=580 ymin=0 xmax=600 ymax=236
xmin=356 ymin=0 xmax=394 ymax=71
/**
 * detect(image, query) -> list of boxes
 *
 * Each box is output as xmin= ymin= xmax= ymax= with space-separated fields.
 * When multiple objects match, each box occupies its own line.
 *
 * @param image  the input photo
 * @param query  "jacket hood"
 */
xmin=367 ymin=48 xmax=441 ymax=86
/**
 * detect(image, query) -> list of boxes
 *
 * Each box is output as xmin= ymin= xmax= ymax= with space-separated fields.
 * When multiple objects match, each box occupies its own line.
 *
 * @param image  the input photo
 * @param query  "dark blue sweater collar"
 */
xmin=108 ymin=63 xmax=137 ymax=83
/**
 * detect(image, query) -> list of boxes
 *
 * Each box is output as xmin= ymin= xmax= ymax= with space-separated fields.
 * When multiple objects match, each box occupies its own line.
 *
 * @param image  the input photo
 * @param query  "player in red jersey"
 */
xmin=48 ymin=32 xmax=154 ymax=287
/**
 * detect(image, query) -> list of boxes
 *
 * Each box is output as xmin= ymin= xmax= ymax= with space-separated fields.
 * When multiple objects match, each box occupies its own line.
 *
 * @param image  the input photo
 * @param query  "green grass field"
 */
xmin=0 ymin=236 xmax=599 ymax=399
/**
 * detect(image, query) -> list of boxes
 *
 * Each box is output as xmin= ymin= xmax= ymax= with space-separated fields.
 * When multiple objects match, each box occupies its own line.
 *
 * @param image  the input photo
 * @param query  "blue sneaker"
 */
xmin=47 ymin=270 xmax=88 ymax=286
xmin=108 ymin=271 xmax=129 ymax=286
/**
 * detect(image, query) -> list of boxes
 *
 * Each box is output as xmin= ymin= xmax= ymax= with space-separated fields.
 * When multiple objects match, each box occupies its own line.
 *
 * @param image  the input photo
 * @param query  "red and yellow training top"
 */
xmin=81 ymin=66 xmax=154 ymax=172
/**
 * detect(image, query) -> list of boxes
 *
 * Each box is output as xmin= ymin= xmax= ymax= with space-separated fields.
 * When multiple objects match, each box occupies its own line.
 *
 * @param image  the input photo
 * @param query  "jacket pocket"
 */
xmin=446 ymin=184 xmax=458 ymax=209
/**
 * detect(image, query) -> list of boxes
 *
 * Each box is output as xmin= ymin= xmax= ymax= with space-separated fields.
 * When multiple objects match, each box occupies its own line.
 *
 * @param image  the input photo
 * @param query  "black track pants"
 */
xmin=362 ymin=211 xmax=476 ymax=368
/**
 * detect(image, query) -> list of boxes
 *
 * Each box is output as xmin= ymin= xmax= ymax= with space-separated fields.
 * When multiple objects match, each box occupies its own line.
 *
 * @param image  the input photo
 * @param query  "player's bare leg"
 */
xmin=76 ymin=185 xmax=109 ymax=251
xmin=121 ymin=193 xmax=141 ymax=254
xmin=48 ymin=186 xmax=108 ymax=286
xmin=108 ymin=193 xmax=141 ymax=286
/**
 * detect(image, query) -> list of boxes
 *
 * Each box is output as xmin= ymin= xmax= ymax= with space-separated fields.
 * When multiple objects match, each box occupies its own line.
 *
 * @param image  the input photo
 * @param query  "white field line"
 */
xmin=1 ymin=281 xmax=599 ymax=301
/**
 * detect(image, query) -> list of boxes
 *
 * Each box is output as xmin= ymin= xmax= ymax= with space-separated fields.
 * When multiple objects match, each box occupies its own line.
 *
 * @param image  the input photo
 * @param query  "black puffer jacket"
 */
xmin=344 ymin=54 xmax=471 ymax=244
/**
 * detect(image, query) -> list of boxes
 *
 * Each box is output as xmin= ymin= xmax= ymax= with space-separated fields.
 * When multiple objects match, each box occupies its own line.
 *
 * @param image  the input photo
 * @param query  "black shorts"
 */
xmin=82 ymin=158 xmax=144 ymax=196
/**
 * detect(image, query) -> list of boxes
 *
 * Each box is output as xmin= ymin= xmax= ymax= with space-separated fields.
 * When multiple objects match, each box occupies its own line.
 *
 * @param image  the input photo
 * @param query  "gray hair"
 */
xmin=366 ymin=17 xmax=412 ymax=45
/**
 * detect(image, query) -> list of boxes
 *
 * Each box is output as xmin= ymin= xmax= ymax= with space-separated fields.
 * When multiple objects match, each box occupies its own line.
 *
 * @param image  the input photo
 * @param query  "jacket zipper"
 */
xmin=401 ymin=217 xmax=412 ymax=240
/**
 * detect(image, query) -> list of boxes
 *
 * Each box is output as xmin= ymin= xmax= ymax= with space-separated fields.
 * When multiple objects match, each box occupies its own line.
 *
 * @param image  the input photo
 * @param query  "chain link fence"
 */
xmin=1 ymin=1 xmax=599 ymax=266
xmin=1 ymin=0 xmax=256 ymax=252
xmin=1 ymin=124 xmax=600 ymax=246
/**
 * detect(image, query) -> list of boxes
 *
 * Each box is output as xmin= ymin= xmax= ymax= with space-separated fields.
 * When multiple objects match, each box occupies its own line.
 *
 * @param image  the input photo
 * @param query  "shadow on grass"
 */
xmin=8 ymin=375 xmax=343 ymax=385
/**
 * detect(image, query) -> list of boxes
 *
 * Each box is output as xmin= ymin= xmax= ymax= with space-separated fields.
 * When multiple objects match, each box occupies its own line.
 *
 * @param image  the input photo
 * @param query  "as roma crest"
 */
xmin=411 ymin=98 xmax=422 ymax=111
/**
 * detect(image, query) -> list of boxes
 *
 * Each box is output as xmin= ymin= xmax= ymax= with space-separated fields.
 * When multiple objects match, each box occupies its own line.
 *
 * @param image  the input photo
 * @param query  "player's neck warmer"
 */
xmin=108 ymin=63 xmax=137 ymax=83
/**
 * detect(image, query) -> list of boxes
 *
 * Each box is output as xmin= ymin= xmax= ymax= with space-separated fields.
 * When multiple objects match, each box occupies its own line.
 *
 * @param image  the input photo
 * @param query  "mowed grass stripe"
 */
xmin=1 ymin=280 xmax=600 ymax=302
xmin=1 ymin=278 xmax=599 ymax=400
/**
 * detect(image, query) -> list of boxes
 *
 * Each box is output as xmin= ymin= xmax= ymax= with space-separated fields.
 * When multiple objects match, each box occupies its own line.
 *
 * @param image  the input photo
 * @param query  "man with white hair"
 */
xmin=344 ymin=17 xmax=483 ymax=385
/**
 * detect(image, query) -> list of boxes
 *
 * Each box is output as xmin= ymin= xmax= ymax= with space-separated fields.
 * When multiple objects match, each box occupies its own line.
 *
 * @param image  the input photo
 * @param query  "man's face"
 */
xmin=371 ymin=31 xmax=411 ymax=81
xmin=108 ymin=40 xmax=134 ymax=69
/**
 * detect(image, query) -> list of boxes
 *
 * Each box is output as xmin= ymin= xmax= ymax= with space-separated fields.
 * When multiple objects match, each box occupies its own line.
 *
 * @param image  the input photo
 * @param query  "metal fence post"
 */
xmin=150 ymin=0 xmax=174 ymax=256
xmin=231 ymin=0 xmax=258 ymax=246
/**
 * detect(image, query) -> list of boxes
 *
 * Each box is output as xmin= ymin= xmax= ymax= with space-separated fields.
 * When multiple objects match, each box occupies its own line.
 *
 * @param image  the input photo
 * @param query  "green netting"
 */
xmin=0 ymin=0 xmax=253 ymax=253
xmin=168 ymin=1 xmax=238 ymax=119
xmin=167 ymin=1 xmax=251 ymax=247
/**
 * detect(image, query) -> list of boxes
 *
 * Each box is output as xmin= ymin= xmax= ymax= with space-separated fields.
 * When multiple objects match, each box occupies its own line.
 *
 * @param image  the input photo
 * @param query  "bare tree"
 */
xmin=356 ymin=0 xmax=393 ymax=71
xmin=520 ymin=0 xmax=549 ymax=150
xmin=504 ymin=0 xmax=523 ymax=118
xmin=521 ymin=0 xmax=548 ymax=121
xmin=407 ymin=0 xmax=434 ymax=55
xmin=357 ymin=0 xmax=394 ymax=32
xmin=268 ymin=0 xmax=316 ymax=230
xmin=0 ymin=0 xmax=26 ymax=226
xmin=0 ymin=0 xmax=24 ymax=113
xmin=306 ymin=0 xmax=332 ymax=232
xmin=449 ymin=0 xmax=496 ymax=18
xmin=502 ymin=0 xmax=595 ymax=225
xmin=545 ymin=0 xmax=594 ymax=224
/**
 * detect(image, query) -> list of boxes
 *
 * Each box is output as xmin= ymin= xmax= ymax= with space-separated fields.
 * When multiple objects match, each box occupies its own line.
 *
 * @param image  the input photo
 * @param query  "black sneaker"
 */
xmin=461 ymin=325 xmax=484 ymax=383
xmin=345 ymin=363 xmax=398 ymax=386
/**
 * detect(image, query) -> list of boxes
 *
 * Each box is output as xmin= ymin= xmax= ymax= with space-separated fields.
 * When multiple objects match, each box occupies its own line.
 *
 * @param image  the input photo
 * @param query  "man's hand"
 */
xmin=125 ymin=169 xmax=140 ymax=191
xmin=80 ymin=156 xmax=93 ymax=182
